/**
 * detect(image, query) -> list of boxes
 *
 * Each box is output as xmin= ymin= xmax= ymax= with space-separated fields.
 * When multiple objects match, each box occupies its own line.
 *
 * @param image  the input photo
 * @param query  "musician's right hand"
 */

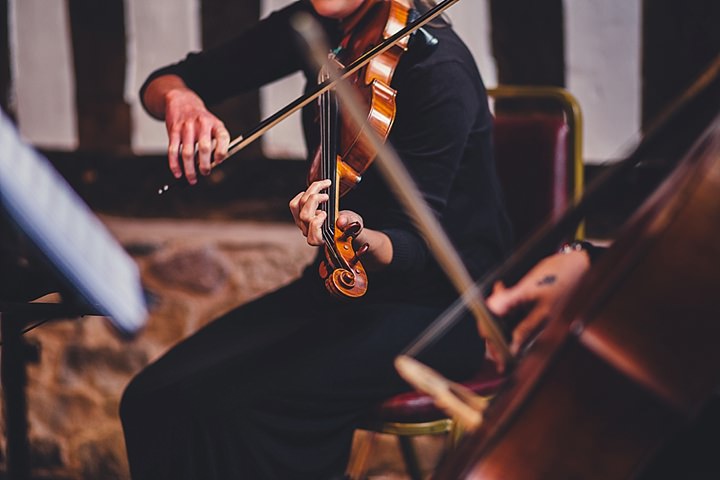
xmin=164 ymin=88 xmax=230 ymax=184
xmin=142 ymin=75 xmax=230 ymax=185
xmin=485 ymin=250 xmax=590 ymax=368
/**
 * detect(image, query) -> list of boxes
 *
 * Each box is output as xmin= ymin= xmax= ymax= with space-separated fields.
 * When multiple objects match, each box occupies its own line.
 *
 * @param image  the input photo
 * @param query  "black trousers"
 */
xmin=120 ymin=273 xmax=486 ymax=479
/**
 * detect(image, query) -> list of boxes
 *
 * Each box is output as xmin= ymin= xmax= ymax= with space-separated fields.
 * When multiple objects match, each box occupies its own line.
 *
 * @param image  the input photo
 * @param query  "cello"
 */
xmin=426 ymin=59 xmax=720 ymax=478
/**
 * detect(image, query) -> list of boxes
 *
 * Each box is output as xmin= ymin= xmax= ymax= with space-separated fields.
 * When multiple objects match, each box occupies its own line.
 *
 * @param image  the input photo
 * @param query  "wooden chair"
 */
xmin=346 ymin=86 xmax=584 ymax=480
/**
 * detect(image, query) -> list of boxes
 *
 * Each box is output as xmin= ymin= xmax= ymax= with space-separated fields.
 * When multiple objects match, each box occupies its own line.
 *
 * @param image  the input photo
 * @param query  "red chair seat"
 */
xmin=372 ymin=361 xmax=506 ymax=423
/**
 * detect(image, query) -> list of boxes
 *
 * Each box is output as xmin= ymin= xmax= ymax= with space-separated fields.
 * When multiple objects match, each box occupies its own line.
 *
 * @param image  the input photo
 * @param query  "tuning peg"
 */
xmin=349 ymin=243 xmax=369 ymax=267
xmin=340 ymin=222 xmax=362 ymax=240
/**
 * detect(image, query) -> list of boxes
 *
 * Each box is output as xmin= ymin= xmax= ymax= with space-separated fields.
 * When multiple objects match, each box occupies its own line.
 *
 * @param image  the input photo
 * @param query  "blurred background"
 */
xmin=0 ymin=0 xmax=718 ymax=478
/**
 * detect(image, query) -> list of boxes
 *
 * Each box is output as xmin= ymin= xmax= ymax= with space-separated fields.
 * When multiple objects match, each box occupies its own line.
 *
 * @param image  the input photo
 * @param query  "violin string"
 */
xmin=318 ymin=65 xmax=343 ymax=265
xmin=319 ymin=67 xmax=331 ymax=241
xmin=319 ymin=85 xmax=333 ymax=253
xmin=328 ymin=82 xmax=338 ymax=235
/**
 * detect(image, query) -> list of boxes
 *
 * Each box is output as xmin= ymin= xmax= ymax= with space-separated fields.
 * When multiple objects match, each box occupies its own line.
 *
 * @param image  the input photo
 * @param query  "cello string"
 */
xmin=405 ymin=56 xmax=720 ymax=358
xmin=402 ymin=283 xmax=485 ymax=357
xmin=293 ymin=13 xmax=513 ymax=365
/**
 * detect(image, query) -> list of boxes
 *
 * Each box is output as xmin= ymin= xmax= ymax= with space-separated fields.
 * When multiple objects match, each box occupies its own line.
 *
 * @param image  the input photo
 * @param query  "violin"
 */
xmin=156 ymin=0 xmax=463 ymax=298
xmin=309 ymin=0 xmax=414 ymax=299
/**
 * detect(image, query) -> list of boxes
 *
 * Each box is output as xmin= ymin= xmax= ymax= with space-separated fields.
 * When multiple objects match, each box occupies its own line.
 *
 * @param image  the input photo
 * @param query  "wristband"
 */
xmin=558 ymin=240 xmax=602 ymax=263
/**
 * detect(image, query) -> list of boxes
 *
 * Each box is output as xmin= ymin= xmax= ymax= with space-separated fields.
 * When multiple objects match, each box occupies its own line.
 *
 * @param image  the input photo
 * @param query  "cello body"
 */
xmin=436 ymin=116 xmax=720 ymax=479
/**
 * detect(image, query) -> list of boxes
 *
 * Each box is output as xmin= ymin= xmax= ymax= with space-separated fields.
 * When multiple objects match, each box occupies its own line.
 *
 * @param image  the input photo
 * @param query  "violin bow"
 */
xmin=159 ymin=0 xmax=462 ymax=194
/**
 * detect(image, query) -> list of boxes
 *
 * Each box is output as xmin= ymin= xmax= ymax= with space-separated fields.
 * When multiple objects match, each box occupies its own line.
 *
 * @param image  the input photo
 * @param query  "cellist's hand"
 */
xmin=485 ymin=250 xmax=591 ymax=361
xmin=289 ymin=179 xmax=332 ymax=246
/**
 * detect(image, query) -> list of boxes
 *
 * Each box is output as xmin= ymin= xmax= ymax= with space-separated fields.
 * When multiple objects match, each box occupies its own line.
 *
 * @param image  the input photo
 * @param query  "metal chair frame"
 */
xmin=346 ymin=414 xmax=470 ymax=479
xmin=488 ymin=85 xmax=585 ymax=238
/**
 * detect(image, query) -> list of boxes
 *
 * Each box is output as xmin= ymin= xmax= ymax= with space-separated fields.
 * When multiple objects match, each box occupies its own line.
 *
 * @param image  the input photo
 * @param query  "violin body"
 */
xmin=436 ymin=118 xmax=720 ymax=479
xmin=307 ymin=0 xmax=411 ymax=195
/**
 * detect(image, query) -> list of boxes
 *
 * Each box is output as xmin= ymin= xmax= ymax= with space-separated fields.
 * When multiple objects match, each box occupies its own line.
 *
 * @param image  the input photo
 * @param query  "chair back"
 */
xmin=488 ymin=86 xmax=584 ymax=244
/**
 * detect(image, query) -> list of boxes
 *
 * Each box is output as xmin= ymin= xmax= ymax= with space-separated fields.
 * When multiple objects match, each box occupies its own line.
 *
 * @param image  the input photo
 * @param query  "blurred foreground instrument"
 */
xmin=0 ymin=110 xmax=147 ymax=337
xmin=0 ymin=109 xmax=149 ymax=479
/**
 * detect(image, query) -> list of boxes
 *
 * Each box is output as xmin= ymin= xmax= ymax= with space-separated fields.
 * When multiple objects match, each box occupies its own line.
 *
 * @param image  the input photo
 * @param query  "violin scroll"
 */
xmin=319 ymin=221 xmax=369 ymax=299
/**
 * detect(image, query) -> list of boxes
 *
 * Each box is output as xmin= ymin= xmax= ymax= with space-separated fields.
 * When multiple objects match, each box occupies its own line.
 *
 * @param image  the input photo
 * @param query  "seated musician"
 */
xmin=119 ymin=0 xmax=513 ymax=478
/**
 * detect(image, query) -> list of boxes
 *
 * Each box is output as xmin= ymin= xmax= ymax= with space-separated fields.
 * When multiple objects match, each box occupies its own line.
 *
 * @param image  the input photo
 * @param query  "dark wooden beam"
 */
xmin=642 ymin=0 xmax=720 ymax=130
xmin=489 ymin=0 xmax=565 ymax=87
xmin=67 ymin=0 xmax=130 ymax=152
xmin=0 ymin=0 xmax=13 ymax=118
xmin=43 ymin=150 xmax=305 ymax=221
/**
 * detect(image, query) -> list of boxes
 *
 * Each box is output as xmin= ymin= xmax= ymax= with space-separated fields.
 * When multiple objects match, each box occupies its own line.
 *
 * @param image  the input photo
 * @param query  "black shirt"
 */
xmin=141 ymin=0 xmax=513 ymax=304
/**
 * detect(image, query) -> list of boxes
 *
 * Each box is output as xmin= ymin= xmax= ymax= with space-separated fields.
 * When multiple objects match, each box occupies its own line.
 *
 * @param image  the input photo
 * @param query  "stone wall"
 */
xmin=8 ymin=217 xmax=316 ymax=479
xmin=2 ymin=215 xmax=448 ymax=479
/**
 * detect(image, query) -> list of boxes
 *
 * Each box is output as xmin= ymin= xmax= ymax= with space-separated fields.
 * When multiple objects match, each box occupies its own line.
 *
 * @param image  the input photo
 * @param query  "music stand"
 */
xmin=0 ymin=110 xmax=148 ymax=479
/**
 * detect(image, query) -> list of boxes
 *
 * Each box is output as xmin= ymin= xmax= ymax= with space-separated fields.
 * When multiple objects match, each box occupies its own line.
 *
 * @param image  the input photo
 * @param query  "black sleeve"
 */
xmin=380 ymin=60 xmax=486 ymax=273
xmin=139 ymin=2 xmax=312 ymax=111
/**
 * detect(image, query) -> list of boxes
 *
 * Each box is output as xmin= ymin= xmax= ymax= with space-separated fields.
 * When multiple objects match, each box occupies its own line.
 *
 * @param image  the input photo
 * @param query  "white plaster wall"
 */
xmin=10 ymin=0 xmax=77 ymax=149
xmin=259 ymin=0 xmax=311 ymax=160
xmin=565 ymin=0 xmax=642 ymax=164
xmin=5 ymin=0 xmax=643 ymax=164
xmin=259 ymin=0 xmax=496 ymax=159
xmin=444 ymin=0 xmax=496 ymax=87
xmin=125 ymin=0 xmax=201 ymax=153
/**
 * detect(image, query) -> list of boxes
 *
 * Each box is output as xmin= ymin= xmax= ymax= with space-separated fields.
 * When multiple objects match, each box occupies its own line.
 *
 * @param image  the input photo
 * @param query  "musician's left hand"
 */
xmin=289 ymin=179 xmax=332 ymax=246
xmin=287 ymin=180 xmax=366 ymax=247
xmin=289 ymin=182 xmax=393 ymax=270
